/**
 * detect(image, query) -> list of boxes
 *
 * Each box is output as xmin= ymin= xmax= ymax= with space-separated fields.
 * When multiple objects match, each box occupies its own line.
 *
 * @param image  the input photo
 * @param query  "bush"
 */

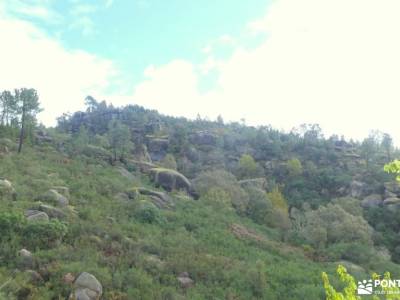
xmin=135 ymin=201 xmax=163 ymax=224
xmin=23 ymin=220 xmax=68 ymax=250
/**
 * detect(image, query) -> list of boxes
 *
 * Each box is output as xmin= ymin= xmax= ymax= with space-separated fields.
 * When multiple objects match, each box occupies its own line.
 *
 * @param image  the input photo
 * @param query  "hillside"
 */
xmin=1 ymin=95 xmax=400 ymax=299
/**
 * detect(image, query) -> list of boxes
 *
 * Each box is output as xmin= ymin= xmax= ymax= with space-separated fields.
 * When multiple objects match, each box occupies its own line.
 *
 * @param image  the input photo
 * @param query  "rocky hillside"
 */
xmin=1 ymin=97 xmax=400 ymax=299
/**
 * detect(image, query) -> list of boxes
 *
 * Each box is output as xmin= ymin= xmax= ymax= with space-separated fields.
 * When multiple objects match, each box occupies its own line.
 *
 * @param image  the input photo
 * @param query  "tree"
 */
xmin=237 ymin=154 xmax=262 ymax=179
xmin=381 ymin=133 xmax=393 ymax=162
xmin=267 ymin=186 xmax=288 ymax=212
xmin=384 ymin=160 xmax=400 ymax=181
xmin=286 ymin=158 xmax=303 ymax=177
xmin=108 ymin=119 xmax=132 ymax=162
xmin=360 ymin=136 xmax=377 ymax=169
xmin=0 ymin=90 xmax=17 ymax=126
xmin=14 ymin=88 xmax=41 ymax=153
xmin=160 ymin=154 xmax=177 ymax=170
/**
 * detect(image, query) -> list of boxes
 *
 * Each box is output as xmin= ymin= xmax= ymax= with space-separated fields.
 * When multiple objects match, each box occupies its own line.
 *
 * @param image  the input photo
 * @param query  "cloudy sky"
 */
xmin=1 ymin=0 xmax=400 ymax=144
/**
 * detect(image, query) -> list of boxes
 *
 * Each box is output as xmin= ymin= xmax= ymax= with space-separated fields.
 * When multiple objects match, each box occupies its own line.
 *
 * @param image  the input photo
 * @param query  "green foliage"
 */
xmin=267 ymin=186 xmax=288 ymax=212
xmin=108 ymin=119 xmax=133 ymax=161
xmin=322 ymin=265 xmax=360 ymax=300
xmin=384 ymin=160 xmax=400 ymax=181
xmin=237 ymin=154 xmax=262 ymax=179
xmin=134 ymin=201 xmax=163 ymax=224
xmin=160 ymin=153 xmax=177 ymax=170
xmin=286 ymin=158 xmax=303 ymax=177
xmin=23 ymin=220 xmax=68 ymax=250
xmin=193 ymin=170 xmax=249 ymax=214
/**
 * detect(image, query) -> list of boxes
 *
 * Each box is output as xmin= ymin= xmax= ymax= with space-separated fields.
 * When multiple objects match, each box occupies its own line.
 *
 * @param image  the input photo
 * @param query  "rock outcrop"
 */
xmin=149 ymin=168 xmax=192 ymax=193
xmin=361 ymin=194 xmax=382 ymax=208
xmin=0 ymin=178 xmax=16 ymax=200
xmin=177 ymin=272 xmax=194 ymax=289
xmin=25 ymin=210 xmax=49 ymax=222
xmin=147 ymin=138 xmax=169 ymax=161
xmin=350 ymin=180 xmax=368 ymax=198
xmin=39 ymin=204 xmax=67 ymax=219
xmin=69 ymin=272 xmax=103 ymax=300
xmin=18 ymin=249 xmax=35 ymax=269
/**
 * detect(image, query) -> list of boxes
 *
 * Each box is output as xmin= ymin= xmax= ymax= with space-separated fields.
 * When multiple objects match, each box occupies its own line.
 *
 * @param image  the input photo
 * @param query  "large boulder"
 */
xmin=40 ymin=189 xmax=69 ymax=207
xmin=136 ymin=188 xmax=173 ymax=209
xmin=384 ymin=181 xmax=400 ymax=197
xmin=361 ymin=194 xmax=382 ymax=208
xmin=69 ymin=272 xmax=103 ymax=300
xmin=17 ymin=249 xmax=35 ymax=269
xmin=39 ymin=204 xmax=67 ymax=219
xmin=0 ymin=178 xmax=16 ymax=200
xmin=25 ymin=210 xmax=49 ymax=222
xmin=149 ymin=168 xmax=192 ymax=193
xmin=177 ymin=272 xmax=194 ymax=289
xmin=383 ymin=197 xmax=400 ymax=206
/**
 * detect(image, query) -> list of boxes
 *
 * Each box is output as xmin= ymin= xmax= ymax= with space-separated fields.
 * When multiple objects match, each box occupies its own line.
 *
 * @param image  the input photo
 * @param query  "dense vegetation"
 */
xmin=1 ymin=89 xmax=400 ymax=299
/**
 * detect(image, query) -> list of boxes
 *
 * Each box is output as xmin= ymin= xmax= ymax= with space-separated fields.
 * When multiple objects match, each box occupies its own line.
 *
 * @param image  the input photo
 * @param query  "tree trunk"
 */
xmin=18 ymin=102 xmax=25 ymax=153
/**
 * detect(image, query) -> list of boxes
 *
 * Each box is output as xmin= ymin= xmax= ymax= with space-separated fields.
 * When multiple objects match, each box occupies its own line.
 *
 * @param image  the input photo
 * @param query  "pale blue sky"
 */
xmin=1 ymin=0 xmax=400 ymax=145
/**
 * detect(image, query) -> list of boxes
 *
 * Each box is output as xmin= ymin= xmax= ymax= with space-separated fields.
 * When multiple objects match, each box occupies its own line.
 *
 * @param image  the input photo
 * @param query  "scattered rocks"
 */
xmin=25 ymin=210 xmax=49 ymax=222
xmin=39 ymin=204 xmax=67 ymax=219
xmin=177 ymin=272 xmax=194 ymax=289
xmin=361 ymin=194 xmax=382 ymax=208
xmin=69 ymin=272 xmax=103 ymax=300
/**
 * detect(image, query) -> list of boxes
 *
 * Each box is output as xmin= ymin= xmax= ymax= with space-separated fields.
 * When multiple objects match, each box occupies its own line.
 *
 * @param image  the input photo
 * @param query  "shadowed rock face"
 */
xmin=147 ymin=138 xmax=169 ymax=161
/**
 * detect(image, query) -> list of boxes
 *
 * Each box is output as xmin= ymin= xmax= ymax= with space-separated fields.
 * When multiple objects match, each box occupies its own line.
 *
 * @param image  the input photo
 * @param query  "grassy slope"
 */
xmin=0 ymin=145 xmax=364 ymax=299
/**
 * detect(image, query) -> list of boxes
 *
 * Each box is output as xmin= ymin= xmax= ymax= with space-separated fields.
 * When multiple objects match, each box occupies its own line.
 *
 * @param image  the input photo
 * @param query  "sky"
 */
xmin=1 ymin=0 xmax=400 ymax=145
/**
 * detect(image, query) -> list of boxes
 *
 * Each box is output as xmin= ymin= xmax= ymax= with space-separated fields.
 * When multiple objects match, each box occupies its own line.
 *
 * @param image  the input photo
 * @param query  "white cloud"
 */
xmin=0 ymin=15 xmax=119 ymax=126
xmin=2 ymin=0 xmax=62 ymax=23
xmin=130 ymin=0 xmax=400 ymax=144
xmin=105 ymin=0 xmax=114 ymax=8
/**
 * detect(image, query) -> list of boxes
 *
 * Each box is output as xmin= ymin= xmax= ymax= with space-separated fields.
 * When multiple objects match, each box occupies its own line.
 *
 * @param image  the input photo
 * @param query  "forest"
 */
xmin=1 ymin=88 xmax=400 ymax=299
